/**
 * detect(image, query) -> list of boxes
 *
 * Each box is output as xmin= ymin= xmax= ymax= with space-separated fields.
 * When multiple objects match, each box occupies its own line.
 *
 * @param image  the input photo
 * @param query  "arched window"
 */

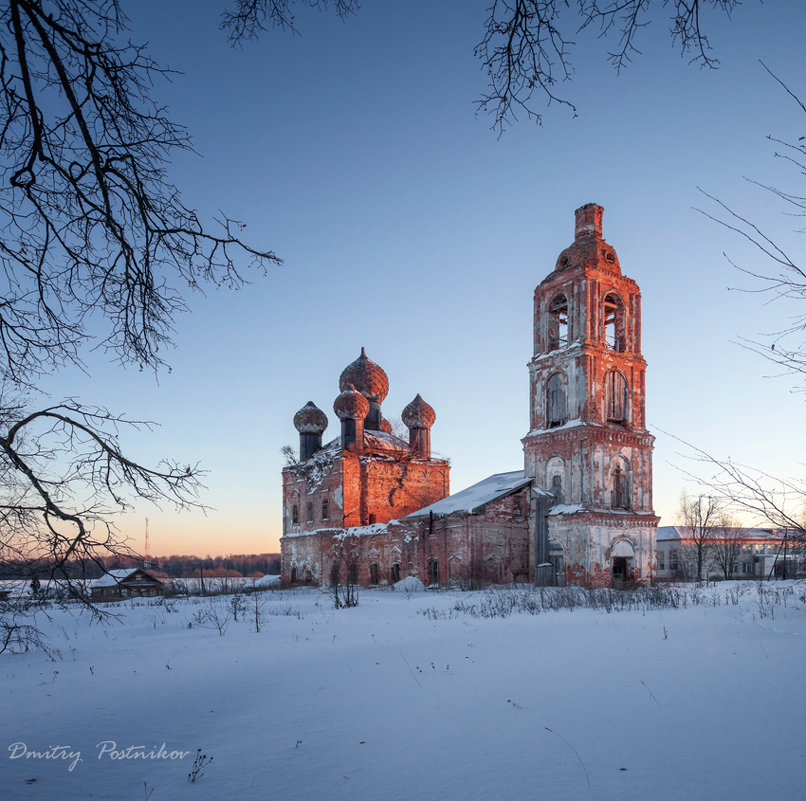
xmin=291 ymin=504 xmax=299 ymax=525
xmin=321 ymin=499 xmax=329 ymax=520
xmin=390 ymin=563 xmax=401 ymax=583
xmin=370 ymin=563 xmax=380 ymax=584
xmin=306 ymin=501 xmax=314 ymax=522
xmin=547 ymin=293 xmax=569 ymax=351
xmin=546 ymin=373 xmax=567 ymax=427
xmin=290 ymin=566 xmax=298 ymax=584
xmin=605 ymin=370 xmax=629 ymax=424
xmin=611 ymin=463 xmax=630 ymax=509
xmin=603 ymin=293 xmax=626 ymax=352
xmin=547 ymin=456 xmax=566 ymax=504
xmin=428 ymin=559 xmax=439 ymax=586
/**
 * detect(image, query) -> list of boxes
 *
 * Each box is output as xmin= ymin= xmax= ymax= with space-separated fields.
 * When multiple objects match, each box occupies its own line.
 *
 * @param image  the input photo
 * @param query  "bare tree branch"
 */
xmin=696 ymin=66 xmax=806 ymax=393
xmin=0 ymin=2 xmax=280 ymax=637
xmin=0 ymin=0 xmax=280 ymax=383
xmin=221 ymin=0 xmax=359 ymax=42
xmin=663 ymin=428 xmax=806 ymax=544
xmin=222 ymin=0 xmax=744 ymax=134
xmin=475 ymin=0 xmax=739 ymax=133
xmin=0 ymin=389 xmax=206 ymax=601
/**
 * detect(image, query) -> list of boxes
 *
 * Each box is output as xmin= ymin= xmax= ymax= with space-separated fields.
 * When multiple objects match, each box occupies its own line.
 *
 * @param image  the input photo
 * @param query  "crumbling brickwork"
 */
xmin=281 ymin=483 xmax=533 ymax=588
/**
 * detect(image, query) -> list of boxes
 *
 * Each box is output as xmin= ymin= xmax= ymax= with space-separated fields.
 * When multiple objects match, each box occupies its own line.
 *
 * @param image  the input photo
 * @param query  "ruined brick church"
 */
xmin=280 ymin=204 xmax=659 ymax=588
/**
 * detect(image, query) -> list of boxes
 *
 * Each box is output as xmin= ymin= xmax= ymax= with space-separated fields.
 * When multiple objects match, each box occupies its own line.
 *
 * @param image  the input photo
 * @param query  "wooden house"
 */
xmin=90 ymin=568 xmax=163 ymax=601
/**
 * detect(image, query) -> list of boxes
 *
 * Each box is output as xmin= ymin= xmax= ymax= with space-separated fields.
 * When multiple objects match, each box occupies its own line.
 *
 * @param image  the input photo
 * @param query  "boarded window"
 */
xmin=551 ymin=474 xmax=564 ymax=505
xmin=547 ymin=294 xmax=569 ymax=351
xmin=370 ymin=563 xmax=379 ymax=584
xmin=612 ymin=464 xmax=629 ymax=509
xmin=321 ymin=499 xmax=329 ymax=520
xmin=605 ymin=370 xmax=628 ymax=424
xmin=547 ymin=373 xmax=567 ymax=427
xmin=603 ymin=293 xmax=626 ymax=352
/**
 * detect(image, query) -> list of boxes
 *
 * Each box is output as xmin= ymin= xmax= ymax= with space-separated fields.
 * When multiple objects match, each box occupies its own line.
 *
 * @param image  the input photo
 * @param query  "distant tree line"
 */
xmin=0 ymin=553 xmax=281 ymax=581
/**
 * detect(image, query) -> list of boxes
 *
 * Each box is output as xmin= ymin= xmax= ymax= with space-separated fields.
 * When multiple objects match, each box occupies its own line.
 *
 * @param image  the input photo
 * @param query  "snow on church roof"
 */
xmin=405 ymin=470 xmax=541 ymax=519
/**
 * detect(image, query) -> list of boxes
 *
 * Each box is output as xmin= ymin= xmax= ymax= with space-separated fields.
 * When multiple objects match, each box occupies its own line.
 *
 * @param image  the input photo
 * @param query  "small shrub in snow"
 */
xmin=190 ymin=600 xmax=232 ymax=636
xmin=187 ymin=749 xmax=213 ymax=783
xmin=228 ymin=594 xmax=247 ymax=622
xmin=394 ymin=576 xmax=425 ymax=594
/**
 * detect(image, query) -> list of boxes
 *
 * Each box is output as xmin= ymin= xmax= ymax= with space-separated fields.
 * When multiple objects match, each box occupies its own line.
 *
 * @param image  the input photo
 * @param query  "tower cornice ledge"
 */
xmin=523 ymin=426 xmax=654 ymax=446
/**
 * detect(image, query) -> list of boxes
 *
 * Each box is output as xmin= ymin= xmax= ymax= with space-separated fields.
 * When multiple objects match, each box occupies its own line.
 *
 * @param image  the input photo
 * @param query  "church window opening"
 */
xmin=390 ymin=563 xmax=401 ymax=583
xmin=428 ymin=559 xmax=439 ymax=586
xmin=603 ymin=293 xmax=625 ymax=352
xmin=546 ymin=373 xmax=567 ymax=427
xmin=612 ymin=463 xmax=629 ymax=509
xmin=349 ymin=563 xmax=358 ymax=585
xmin=370 ymin=563 xmax=379 ymax=584
xmin=551 ymin=474 xmax=564 ymax=505
xmin=548 ymin=294 xmax=569 ymax=350
xmin=306 ymin=501 xmax=314 ymax=522
xmin=321 ymin=499 xmax=329 ymax=520
xmin=291 ymin=504 xmax=299 ymax=525
xmin=290 ymin=566 xmax=298 ymax=584
xmin=606 ymin=370 xmax=629 ymax=424
xmin=329 ymin=563 xmax=340 ymax=587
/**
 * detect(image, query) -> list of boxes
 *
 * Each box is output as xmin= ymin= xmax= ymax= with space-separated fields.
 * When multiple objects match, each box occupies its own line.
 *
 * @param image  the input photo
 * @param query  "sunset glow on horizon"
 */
xmin=50 ymin=0 xmax=806 ymax=559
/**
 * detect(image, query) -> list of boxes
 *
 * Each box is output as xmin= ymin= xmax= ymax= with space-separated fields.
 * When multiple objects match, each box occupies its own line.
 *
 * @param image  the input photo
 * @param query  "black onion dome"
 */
xmin=293 ymin=401 xmax=328 ymax=434
xmin=338 ymin=347 xmax=389 ymax=402
xmin=401 ymin=394 xmax=436 ymax=429
xmin=333 ymin=383 xmax=370 ymax=421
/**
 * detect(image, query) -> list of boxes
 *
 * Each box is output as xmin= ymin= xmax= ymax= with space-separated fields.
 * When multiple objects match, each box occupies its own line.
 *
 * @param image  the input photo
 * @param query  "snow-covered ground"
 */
xmin=3 ymin=582 xmax=805 ymax=800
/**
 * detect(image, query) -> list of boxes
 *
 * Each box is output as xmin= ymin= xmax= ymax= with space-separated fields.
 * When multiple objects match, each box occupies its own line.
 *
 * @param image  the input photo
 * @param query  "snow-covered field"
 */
xmin=3 ymin=582 xmax=805 ymax=801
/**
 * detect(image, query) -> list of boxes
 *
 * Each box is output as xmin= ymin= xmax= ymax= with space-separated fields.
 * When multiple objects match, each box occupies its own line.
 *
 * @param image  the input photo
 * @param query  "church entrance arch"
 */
xmin=611 ymin=538 xmax=635 ymax=589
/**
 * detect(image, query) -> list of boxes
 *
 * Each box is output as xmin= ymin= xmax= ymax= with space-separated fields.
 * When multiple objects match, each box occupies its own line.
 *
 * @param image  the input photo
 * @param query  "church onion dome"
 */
xmin=339 ymin=347 xmax=389 ymax=402
xmin=380 ymin=417 xmax=392 ymax=434
xmin=333 ymin=383 xmax=370 ymax=421
xmin=402 ymin=393 xmax=436 ymax=429
xmin=293 ymin=401 xmax=328 ymax=434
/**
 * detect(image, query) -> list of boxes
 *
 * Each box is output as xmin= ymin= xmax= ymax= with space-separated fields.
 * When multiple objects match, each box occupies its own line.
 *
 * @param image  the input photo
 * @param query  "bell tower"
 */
xmin=523 ymin=204 xmax=658 ymax=587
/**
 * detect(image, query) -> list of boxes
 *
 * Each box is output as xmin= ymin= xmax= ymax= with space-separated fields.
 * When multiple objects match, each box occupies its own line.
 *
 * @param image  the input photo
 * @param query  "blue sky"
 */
xmin=42 ymin=0 xmax=806 ymax=556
